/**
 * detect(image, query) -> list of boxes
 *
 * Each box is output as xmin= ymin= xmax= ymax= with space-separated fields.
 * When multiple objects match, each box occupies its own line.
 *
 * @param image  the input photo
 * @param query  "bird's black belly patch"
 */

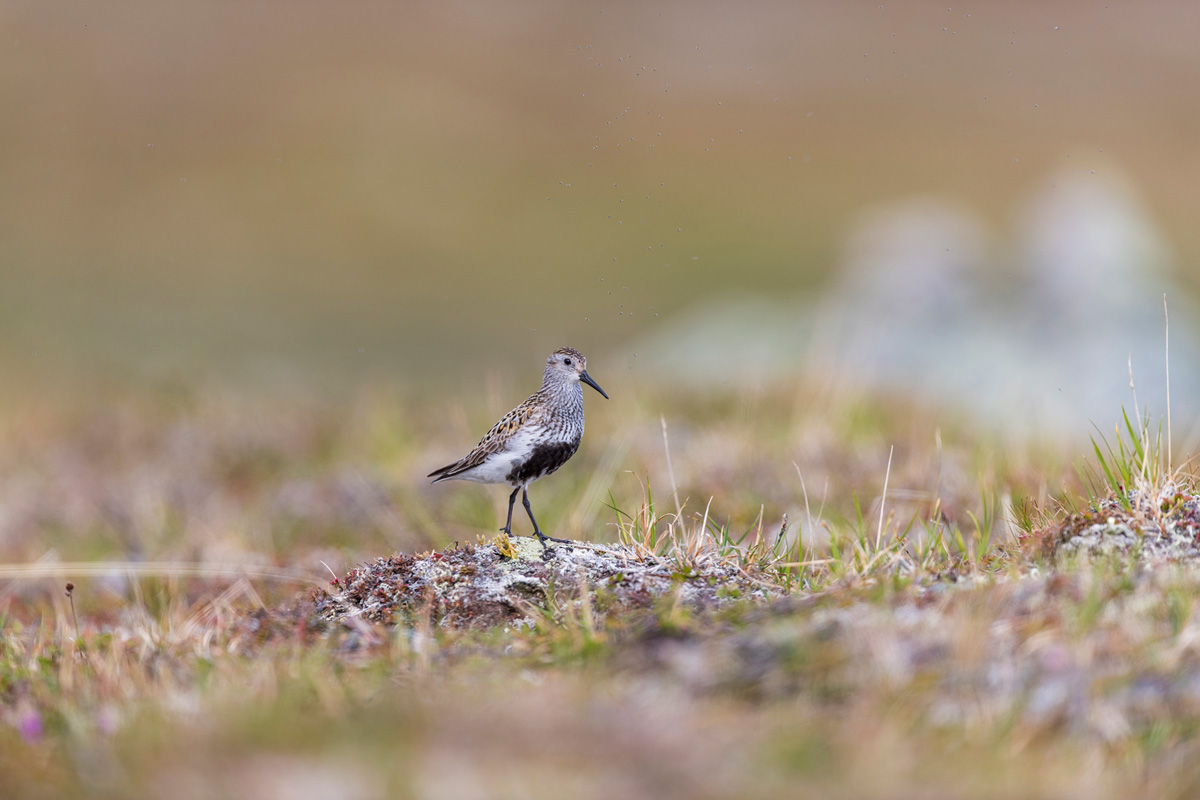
xmin=508 ymin=440 xmax=579 ymax=484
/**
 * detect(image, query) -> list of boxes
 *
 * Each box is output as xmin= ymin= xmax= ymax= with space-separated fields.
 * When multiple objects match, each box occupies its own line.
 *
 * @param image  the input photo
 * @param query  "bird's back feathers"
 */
xmin=427 ymin=392 xmax=543 ymax=482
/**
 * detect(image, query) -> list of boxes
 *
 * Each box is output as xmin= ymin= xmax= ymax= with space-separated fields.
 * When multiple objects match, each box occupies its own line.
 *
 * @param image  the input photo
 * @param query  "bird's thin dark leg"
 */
xmin=500 ymin=487 xmax=520 ymax=535
xmin=523 ymin=488 xmax=571 ymax=546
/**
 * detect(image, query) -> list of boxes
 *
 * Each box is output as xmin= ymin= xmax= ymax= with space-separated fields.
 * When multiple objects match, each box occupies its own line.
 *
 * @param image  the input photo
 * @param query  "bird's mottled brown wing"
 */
xmin=427 ymin=393 xmax=544 ymax=481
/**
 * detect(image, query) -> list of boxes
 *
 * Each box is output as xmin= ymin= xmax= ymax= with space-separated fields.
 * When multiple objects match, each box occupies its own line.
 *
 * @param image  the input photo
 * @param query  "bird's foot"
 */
xmin=534 ymin=531 xmax=572 ymax=550
xmin=499 ymin=526 xmax=512 ymax=535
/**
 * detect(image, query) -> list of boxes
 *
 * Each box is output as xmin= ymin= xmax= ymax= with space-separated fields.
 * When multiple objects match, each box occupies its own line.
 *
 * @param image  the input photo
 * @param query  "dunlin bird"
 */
xmin=428 ymin=347 xmax=609 ymax=547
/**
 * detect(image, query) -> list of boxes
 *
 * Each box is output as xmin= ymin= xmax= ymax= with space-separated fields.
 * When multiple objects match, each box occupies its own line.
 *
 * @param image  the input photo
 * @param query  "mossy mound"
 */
xmin=1034 ymin=484 xmax=1200 ymax=565
xmin=316 ymin=536 xmax=781 ymax=629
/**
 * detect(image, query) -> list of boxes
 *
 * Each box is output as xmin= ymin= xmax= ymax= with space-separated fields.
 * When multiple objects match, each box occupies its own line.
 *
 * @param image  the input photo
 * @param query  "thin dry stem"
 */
xmin=1128 ymin=352 xmax=1141 ymax=435
xmin=1165 ymin=293 xmax=1172 ymax=471
xmin=876 ymin=445 xmax=894 ymax=550
xmin=0 ymin=562 xmax=323 ymax=586
xmin=661 ymin=414 xmax=684 ymax=522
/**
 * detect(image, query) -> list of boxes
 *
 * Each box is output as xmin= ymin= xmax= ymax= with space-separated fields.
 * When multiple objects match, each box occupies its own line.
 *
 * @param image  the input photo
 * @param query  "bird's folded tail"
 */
xmin=427 ymin=460 xmax=468 ymax=483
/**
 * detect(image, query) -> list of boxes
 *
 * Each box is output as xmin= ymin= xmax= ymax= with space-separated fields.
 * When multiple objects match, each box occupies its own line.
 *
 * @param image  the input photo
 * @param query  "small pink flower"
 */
xmin=95 ymin=707 xmax=118 ymax=736
xmin=17 ymin=708 xmax=43 ymax=744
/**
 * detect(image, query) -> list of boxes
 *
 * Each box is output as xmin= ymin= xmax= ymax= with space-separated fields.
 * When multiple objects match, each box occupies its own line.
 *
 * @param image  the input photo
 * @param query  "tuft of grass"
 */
xmin=1065 ymin=406 xmax=1200 ymax=551
xmin=1078 ymin=407 xmax=1167 ymax=514
xmin=603 ymin=465 xmax=1014 ymax=598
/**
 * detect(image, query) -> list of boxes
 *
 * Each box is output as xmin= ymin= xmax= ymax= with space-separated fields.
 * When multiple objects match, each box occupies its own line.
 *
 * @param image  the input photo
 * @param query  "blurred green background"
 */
xmin=3 ymin=0 xmax=1199 ymax=394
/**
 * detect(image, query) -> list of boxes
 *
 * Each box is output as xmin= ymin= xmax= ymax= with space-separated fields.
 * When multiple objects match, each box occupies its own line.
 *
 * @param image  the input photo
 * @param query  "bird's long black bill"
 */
xmin=581 ymin=371 xmax=609 ymax=399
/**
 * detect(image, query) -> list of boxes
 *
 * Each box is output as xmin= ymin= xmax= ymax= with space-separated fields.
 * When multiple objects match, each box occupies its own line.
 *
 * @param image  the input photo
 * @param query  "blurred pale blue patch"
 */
xmin=637 ymin=165 xmax=1200 ymax=444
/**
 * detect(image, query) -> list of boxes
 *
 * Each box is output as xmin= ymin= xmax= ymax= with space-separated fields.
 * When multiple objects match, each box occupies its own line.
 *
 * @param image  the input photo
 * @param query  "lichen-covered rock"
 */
xmin=318 ymin=536 xmax=780 ymax=629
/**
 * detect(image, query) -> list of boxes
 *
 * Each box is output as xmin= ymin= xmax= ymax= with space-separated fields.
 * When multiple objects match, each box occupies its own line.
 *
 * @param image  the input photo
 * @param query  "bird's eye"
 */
xmin=564 ymin=358 xmax=573 ymax=366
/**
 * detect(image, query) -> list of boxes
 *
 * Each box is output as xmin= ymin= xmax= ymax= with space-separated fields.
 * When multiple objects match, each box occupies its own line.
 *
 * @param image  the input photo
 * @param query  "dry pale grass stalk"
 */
xmin=0 ymin=561 xmax=323 ymax=586
xmin=1165 ymin=293 xmax=1173 ymax=470
xmin=661 ymin=414 xmax=684 ymax=522
xmin=875 ymin=444 xmax=894 ymax=550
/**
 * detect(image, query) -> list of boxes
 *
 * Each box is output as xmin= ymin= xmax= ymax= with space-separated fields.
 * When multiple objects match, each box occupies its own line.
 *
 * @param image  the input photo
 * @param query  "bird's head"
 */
xmin=545 ymin=347 xmax=608 ymax=398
